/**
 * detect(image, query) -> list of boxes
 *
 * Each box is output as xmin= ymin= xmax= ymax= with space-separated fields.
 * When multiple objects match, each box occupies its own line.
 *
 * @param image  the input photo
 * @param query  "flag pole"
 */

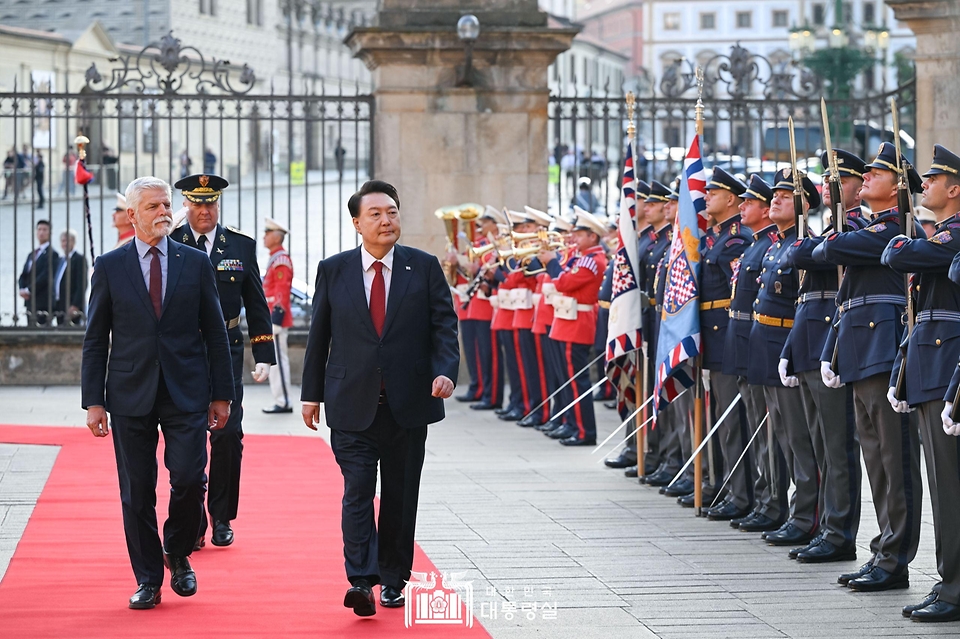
xmin=693 ymin=66 xmax=705 ymax=516
xmin=624 ymin=91 xmax=645 ymax=476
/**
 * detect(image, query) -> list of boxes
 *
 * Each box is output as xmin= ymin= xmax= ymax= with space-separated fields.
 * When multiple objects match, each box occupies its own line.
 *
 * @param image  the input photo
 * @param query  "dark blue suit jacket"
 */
xmin=300 ymin=244 xmax=460 ymax=431
xmin=81 ymin=238 xmax=235 ymax=416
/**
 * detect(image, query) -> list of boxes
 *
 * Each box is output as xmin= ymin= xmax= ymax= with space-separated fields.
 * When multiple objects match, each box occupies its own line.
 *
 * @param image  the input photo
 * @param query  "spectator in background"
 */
xmin=262 ymin=217 xmax=294 ymax=414
xmin=55 ymin=229 xmax=88 ymax=326
xmin=2 ymin=149 xmax=15 ymax=199
xmin=113 ymin=192 xmax=136 ymax=249
xmin=203 ymin=148 xmax=216 ymax=174
xmin=34 ymin=151 xmax=45 ymax=209
xmin=180 ymin=149 xmax=193 ymax=178
xmin=60 ymin=146 xmax=77 ymax=196
xmin=334 ymin=140 xmax=346 ymax=179
xmin=572 ymin=176 xmax=599 ymax=213
xmin=18 ymin=219 xmax=61 ymax=326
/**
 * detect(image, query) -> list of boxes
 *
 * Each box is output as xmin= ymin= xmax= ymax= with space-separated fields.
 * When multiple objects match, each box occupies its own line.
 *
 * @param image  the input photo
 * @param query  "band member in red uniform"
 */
xmin=262 ymin=217 xmax=294 ymax=414
xmin=537 ymin=209 xmax=608 ymax=446
xmin=464 ymin=207 xmax=505 ymax=410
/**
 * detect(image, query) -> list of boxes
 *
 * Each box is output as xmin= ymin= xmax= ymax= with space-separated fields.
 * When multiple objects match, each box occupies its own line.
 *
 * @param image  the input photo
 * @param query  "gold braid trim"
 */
xmin=251 ymin=334 xmax=275 ymax=344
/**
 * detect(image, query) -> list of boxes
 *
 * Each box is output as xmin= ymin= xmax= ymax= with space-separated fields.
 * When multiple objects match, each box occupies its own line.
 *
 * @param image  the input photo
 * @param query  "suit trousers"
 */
xmin=763 ymin=384 xmax=819 ymax=533
xmin=518 ymin=329 xmax=550 ymax=423
xmin=330 ymin=403 xmax=428 ymax=589
xmin=269 ymin=325 xmax=291 ymax=408
xmin=110 ymin=375 xmax=208 ymax=586
xmin=798 ymin=369 xmax=861 ymax=549
xmin=852 ymin=373 xmax=922 ymax=575
xmin=917 ymin=400 xmax=960 ymax=605
xmin=739 ymin=378 xmax=787 ymax=522
xmin=712 ymin=371 xmax=754 ymax=511
xmin=460 ymin=319 xmax=482 ymax=401
xmin=200 ymin=337 xmax=246 ymax=536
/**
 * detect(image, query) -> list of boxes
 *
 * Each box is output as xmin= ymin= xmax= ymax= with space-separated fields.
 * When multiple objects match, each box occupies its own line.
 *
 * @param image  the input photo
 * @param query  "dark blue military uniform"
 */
xmin=813 ymin=155 xmax=924 ymax=581
xmin=173 ymin=200 xmax=275 ymax=545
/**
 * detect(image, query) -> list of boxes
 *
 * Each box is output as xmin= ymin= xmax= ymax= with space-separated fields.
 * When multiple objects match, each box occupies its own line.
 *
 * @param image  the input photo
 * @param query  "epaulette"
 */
xmin=866 ymin=223 xmax=887 ymax=233
xmin=930 ymin=230 xmax=953 ymax=245
xmin=729 ymin=222 xmax=740 ymax=236
xmin=766 ymin=231 xmax=780 ymax=244
xmin=946 ymin=221 xmax=960 ymax=230
xmin=226 ymin=225 xmax=254 ymax=240
xmin=724 ymin=237 xmax=745 ymax=247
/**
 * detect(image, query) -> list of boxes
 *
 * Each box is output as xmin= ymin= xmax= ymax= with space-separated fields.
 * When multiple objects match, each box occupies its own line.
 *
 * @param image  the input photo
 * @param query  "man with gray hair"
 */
xmin=82 ymin=176 xmax=234 ymax=609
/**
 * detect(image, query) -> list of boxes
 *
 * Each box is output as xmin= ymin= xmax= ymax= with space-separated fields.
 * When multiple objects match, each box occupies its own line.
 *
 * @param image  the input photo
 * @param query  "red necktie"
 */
xmin=148 ymin=246 xmax=162 ymax=318
xmin=370 ymin=261 xmax=385 ymax=336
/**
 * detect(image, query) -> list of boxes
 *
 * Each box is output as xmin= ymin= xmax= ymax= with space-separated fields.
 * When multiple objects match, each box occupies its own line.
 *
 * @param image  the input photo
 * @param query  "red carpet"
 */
xmin=0 ymin=425 xmax=489 ymax=638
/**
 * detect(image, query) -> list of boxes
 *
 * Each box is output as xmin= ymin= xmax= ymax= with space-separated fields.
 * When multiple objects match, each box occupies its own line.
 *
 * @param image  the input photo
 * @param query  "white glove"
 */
xmin=820 ymin=361 xmax=843 ymax=388
xmin=778 ymin=359 xmax=799 ymax=388
xmin=702 ymin=369 xmax=711 ymax=393
xmin=886 ymin=386 xmax=911 ymax=414
xmin=943 ymin=402 xmax=960 ymax=436
xmin=252 ymin=362 xmax=271 ymax=383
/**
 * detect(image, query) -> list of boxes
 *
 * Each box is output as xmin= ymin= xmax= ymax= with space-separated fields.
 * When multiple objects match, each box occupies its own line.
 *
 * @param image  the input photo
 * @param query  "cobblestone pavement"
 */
xmin=2 ymin=385 xmax=959 ymax=638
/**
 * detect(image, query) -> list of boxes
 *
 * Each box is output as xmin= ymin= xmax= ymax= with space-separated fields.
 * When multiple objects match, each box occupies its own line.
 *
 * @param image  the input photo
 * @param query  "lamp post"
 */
xmin=456 ymin=14 xmax=480 ymax=88
xmin=863 ymin=25 xmax=891 ymax=93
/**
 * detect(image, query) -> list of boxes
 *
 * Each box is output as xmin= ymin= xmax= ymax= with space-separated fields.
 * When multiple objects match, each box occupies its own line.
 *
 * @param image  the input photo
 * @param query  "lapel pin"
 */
xmin=405 ymin=265 xmax=411 ymax=270
xmin=217 ymin=248 xmax=224 ymax=254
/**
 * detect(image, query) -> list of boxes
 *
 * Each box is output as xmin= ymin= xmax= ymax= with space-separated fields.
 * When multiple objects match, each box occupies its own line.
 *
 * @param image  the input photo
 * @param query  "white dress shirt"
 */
xmin=135 ymin=235 xmax=169 ymax=305
xmin=191 ymin=227 xmax=215 ymax=257
xmin=360 ymin=244 xmax=394 ymax=309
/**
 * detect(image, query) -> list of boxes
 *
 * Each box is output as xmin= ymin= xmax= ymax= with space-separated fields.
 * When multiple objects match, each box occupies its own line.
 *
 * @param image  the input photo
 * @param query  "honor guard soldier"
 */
xmin=538 ymin=209 xmax=609 ymax=446
xmin=746 ymin=169 xmax=820 ymax=548
xmin=721 ymin=175 xmax=788 ymax=531
xmin=814 ymin=142 xmax=925 ymax=592
xmin=700 ymin=167 xmax=753 ymax=516
xmin=890 ymin=144 xmax=960 ymax=622
xmin=637 ymin=182 xmax=679 ymax=486
xmin=782 ymin=150 xmax=868 ymax=563
xmin=465 ymin=207 xmax=505 ymax=411
xmin=262 ymin=217 xmax=295 ymax=414
xmin=172 ymin=173 xmax=276 ymax=549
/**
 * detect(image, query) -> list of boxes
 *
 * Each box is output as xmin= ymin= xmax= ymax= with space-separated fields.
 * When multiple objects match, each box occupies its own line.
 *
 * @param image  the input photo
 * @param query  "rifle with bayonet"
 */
xmin=788 ymin=117 xmax=806 ymax=237
xmin=891 ymin=97 xmax=916 ymax=403
xmin=821 ymin=99 xmax=847 ymax=373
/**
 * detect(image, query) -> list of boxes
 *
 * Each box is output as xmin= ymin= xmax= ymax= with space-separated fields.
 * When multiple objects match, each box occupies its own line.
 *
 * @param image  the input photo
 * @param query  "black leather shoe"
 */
xmin=604 ymin=451 xmax=638 ymax=469
xmin=761 ymin=521 xmax=790 ymax=540
xmin=193 ymin=535 xmax=205 ymax=552
xmin=739 ymin=514 xmax=783 ymax=533
xmin=470 ymin=401 xmax=500 ymax=411
xmin=796 ymin=539 xmax=857 ymax=564
xmin=547 ymin=425 xmax=577 ymax=440
xmin=765 ymin=523 xmax=815 ymax=546
xmin=560 ymin=435 xmax=596 ymax=446
xmin=262 ymin=404 xmax=293 ymax=414
xmin=838 ymin=562 xmax=874 ymax=585
xmin=678 ymin=492 xmax=696 ymax=507
xmin=603 ymin=401 xmax=617 ymax=410
xmin=707 ymin=501 xmax=751 ymax=521
xmin=455 ymin=393 xmax=480 ymax=403
xmin=163 ymin=553 xmax=197 ymax=597
xmin=344 ymin=579 xmax=376 ymax=617
xmin=643 ymin=459 xmax=659 ymax=476
xmin=624 ymin=465 xmax=638 ymax=478
xmin=847 ymin=566 xmax=909 ymax=592
xmin=535 ymin=420 xmax=558 ymax=432
xmin=129 ymin=584 xmax=162 ymax=609
xmin=211 ymin=520 xmax=234 ymax=547
xmin=498 ymin=409 xmax=524 ymax=421
xmin=380 ymin=585 xmax=405 ymax=608
xmin=912 ymin=599 xmax=960 ymax=622
xmin=494 ymin=407 xmax=510 ymax=415
xmin=730 ymin=511 xmax=757 ymax=528
xmin=903 ymin=589 xmax=940 ymax=618
xmin=517 ymin=415 xmax=542 ymax=428
xmin=789 ymin=533 xmax=823 ymax=559
xmin=663 ymin=478 xmax=695 ymax=497
xmin=643 ymin=470 xmax=673 ymax=487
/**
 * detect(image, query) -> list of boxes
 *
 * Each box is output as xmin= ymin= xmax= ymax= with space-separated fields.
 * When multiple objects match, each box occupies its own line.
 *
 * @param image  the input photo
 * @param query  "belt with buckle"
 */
xmin=728 ymin=310 xmax=753 ymax=321
xmin=700 ymin=299 xmax=731 ymax=311
xmin=839 ymin=294 xmax=906 ymax=313
xmin=798 ymin=291 xmax=837 ymax=304
xmin=754 ymin=312 xmax=794 ymax=329
xmin=226 ymin=315 xmax=241 ymax=329
xmin=917 ymin=310 xmax=960 ymax=323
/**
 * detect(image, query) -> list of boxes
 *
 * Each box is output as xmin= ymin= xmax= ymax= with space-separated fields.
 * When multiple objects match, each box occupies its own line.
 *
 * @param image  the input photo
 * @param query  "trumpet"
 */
xmin=510 ymin=229 xmax=565 ymax=245
xmin=467 ymin=242 xmax=497 ymax=261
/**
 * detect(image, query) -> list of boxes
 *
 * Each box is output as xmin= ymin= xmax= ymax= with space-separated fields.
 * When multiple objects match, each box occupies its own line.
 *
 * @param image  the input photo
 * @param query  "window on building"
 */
xmin=864 ymin=66 xmax=875 ymax=91
xmin=700 ymin=12 xmax=716 ymax=29
xmin=664 ymin=12 xmax=680 ymax=30
xmin=772 ymin=10 xmax=788 ymax=27
xmin=569 ymin=55 xmax=576 ymax=82
xmin=199 ymin=0 xmax=215 ymax=15
xmin=812 ymin=3 xmax=825 ymax=25
xmin=842 ymin=2 xmax=853 ymax=24
xmin=246 ymin=0 xmax=262 ymax=25
xmin=863 ymin=2 xmax=876 ymax=24
xmin=736 ymin=11 xmax=752 ymax=28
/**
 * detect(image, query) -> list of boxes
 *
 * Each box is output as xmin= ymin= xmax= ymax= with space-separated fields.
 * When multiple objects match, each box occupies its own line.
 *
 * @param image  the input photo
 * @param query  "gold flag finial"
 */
xmin=625 ymin=91 xmax=636 ymax=141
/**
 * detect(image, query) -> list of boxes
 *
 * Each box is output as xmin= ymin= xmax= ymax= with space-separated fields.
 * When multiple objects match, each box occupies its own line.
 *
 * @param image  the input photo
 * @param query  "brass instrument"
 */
xmin=467 ymin=241 xmax=497 ymax=262
xmin=456 ymin=203 xmax=482 ymax=243
xmin=435 ymin=205 xmax=461 ymax=284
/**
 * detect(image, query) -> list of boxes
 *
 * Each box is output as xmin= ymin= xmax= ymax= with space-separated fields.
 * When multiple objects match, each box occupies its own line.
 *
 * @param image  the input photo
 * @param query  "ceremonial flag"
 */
xmin=653 ymin=134 xmax=709 ymax=411
xmin=605 ymin=142 xmax=644 ymax=408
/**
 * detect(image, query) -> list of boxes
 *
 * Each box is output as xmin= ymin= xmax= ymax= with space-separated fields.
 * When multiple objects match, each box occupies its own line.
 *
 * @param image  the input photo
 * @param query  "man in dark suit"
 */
xmin=55 ymin=229 xmax=88 ymax=325
xmin=172 ymin=172 xmax=276 ymax=549
xmin=18 ymin=219 xmax=60 ymax=325
xmin=301 ymin=180 xmax=459 ymax=617
xmin=81 ymin=176 xmax=234 ymax=610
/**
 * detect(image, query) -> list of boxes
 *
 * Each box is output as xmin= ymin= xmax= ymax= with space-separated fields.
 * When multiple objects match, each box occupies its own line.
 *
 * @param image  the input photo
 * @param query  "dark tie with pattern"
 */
xmin=370 ymin=261 xmax=385 ymax=336
xmin=197 ymin=234 xmax=207 ymax=253
xmin=148 ymin=246 xmax=162 ymax=318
